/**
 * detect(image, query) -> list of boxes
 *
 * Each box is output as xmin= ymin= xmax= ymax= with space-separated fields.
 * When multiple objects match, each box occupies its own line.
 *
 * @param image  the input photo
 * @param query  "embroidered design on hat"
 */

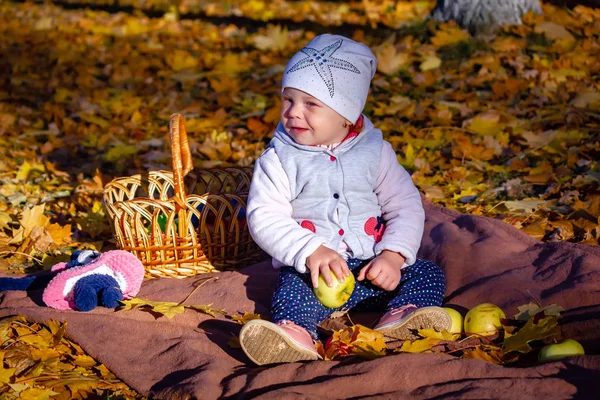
xmin=286 ymin=39 xmax=361 ymax=97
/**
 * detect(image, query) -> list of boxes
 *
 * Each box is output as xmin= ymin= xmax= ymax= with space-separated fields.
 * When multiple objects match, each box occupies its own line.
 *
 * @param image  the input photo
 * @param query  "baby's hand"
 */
xmin=306 ymin=245 xmax=351 ymax=289
xmin=357 ymin=250 xmax=405 ymax=291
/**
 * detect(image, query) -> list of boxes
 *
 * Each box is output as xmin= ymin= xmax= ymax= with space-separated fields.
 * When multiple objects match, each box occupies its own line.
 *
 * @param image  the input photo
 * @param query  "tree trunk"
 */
xmin=431 ymin=0 xmax=543 ymax=34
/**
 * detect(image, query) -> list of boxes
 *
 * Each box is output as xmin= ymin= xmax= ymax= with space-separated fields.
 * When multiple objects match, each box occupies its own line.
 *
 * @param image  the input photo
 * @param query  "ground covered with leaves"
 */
xmin=1 ymin=0 xmax=599 ymax=398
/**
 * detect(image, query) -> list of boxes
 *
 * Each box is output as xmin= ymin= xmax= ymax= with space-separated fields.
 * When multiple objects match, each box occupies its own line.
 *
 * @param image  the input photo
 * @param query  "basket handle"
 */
xmin=169 ymin=113 xmax=193 ymax=203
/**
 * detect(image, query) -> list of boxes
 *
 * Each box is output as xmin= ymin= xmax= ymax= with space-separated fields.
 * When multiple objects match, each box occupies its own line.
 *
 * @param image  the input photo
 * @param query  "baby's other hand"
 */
xmin=357 ymin=250 xmax=405 ymax=291
xmin=306 ymin=245 xmax=350 ymax=289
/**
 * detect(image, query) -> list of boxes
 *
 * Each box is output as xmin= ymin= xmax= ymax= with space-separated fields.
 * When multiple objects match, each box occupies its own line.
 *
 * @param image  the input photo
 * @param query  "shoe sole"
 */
xmin=376 ymin=306 xmax=453 ymax=342
xmin=239 ymin=320 xmax=321 ymax=365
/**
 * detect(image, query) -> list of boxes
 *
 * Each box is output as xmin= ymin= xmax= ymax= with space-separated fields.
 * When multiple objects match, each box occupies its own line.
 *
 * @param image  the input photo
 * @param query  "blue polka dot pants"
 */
xmin=271 ymin=259 xmax=446 ymax=339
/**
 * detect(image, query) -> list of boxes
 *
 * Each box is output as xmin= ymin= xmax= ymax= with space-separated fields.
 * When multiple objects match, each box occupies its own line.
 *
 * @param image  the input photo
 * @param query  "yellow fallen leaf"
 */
xmin=465 ymin=111 xmax=502 ymax=136
xmin=0 ymin=112 xmax=16 ymax=134
xmin=430 ymin=26 xmax=469 ymax=47
xmin=513 ymin=303 xmax=564 ymax=321
xmin=570 ymin=91 xmax=600 ymax=110
xmin=398 ymin=337 xmax=441 ymax=353
xmin=46 ymin=223 xmax=72 ymax=246
xmin=0 ymin=212 xmax=11 ymax=230
xmin=374 ymin=39 xmax=410 ymax=76
xmin=339 ymin=325 xmax=387 ymax=359
xmin=186 ymin=304 xmax=224 ymax=318
xmin=420 ymin=55 xmax=441 ymax=71
xmin=30 ymin=348 xmax=60 ymax=362
xmin=520 ymin=221 xmax=546 ymax=240
xmin=535 ymin=21 xmax=574 ymax=41
xmin=104 ymin=145 xmax=138 ymax=162
xmin=15 ymin=387 xmax=58 ymax=400
xmin=11 ymin=204 xmax=49 ymax=244
xmin=130 ymin=110 xmax=143 ymax=124
xmin=16 ymin=161 xmax=45 ymax=181
xmin=504 ymin=199 xmax=549 ymax=214
xmin=30 ymin=226 xmax=54 ymax=253
xmin=214 ymin=53 xmax=246 ymax=76
xmin=74 ymin=355 xmax=96 ymax=368
xmin=399 ymin=143 xmax=416 ymax=169
xmin=124 ymin=18 xmax=151 ymax=36
xmin=166 ymin=49 xmax=198 ymax=71
xmin=418 ymin=328 xmax=460 ymax=341
xmin=80 ymin=114 xmax=110 ymax=129
xmin=462 ymin=346 xmax=505 ymax=365
xmin=231 ymin=312 xmax=262 ymax=325
xmin=0 ymin=353 xmax=17 ymax=384
xmin=119 ymin=298 xmax=186 ymax=319
xmin=550 ymin=68 xmax=586 ymax=82
xmin=252 ymin=25 xmax=288 ymax=51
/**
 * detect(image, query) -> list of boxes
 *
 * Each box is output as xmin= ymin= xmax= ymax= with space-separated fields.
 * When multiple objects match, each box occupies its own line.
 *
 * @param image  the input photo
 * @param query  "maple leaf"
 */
xmin=74 ymin=355 xmax=97 ymax=368
xmin=325 ymin=325 xmax=387 ymax=360
xmin=420 ymin=55 xmax=442 ymax=71
xmin=503 ymin=199 xmax=550 ymax=214
xmin=74 ymin=201 xmax=111 ymax=239
xmin=418 ymin=328 xmax=461 ymax=341
xmin=534 ymin=21 xmax=574 ymax=41
xmin=502 ymin=315 xmax=560 ymax=353
xmin=464 ymin=111 xmax=502 ymax=136
xmin=0 ymin=351 xmax=17 ymax=384
xmin=10 ymin=204 xmax=49 ymax=245
xmin=119 ymin=298 xmax=186 ymax=319
xmin=45 ymin=223 xmax=72 ymax=246
xmin=166 ymin=49 xmax=198 ymax=72
xmin=430 ymin=25 xmax=469 ymax=47
xmin=104 ymin=144 xmax=138 ymax=163
xmin=16 ymin=161 xmax=45 ymax=181
xmin=186 ymin=304 xmax=225 ymax=318
xmin=462 ymin=345 xmax=505 ymax=365
xmin=252 ymin=25 xmax=288 ymax=51
xmin=30 ymin=348 xmax=60 ymax=362
xmin=29 ymin=226 xmax=54 ymax=253
xmin=374 ymin=37 xmax=410 ymax=76
xmin=398 ymin=337 xmax=442 ymax=353
xmin=513 ymin=303 xmax=564 ymax=321
xmin=17 ymin=387 xmax=58 ymax=400
xmin=230 ymin=312 xmax=262 ymax=325
xmin=0 ymin=212 xmax=11 ymax=230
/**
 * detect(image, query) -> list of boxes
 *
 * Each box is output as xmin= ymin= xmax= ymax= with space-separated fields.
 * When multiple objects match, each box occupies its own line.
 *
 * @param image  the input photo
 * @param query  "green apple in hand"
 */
xmin=464 ymin=303 xmax=506 ymax=336
xmin=539 ymin=339 xmax=585 ymax=362
xmin=313 ymin=273 xmax=355 ymax=308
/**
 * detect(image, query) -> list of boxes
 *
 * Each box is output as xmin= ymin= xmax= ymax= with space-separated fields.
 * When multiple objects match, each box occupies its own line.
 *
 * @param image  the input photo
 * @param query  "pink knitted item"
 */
xmin=42 ymin=250 xmax=144 ymax=310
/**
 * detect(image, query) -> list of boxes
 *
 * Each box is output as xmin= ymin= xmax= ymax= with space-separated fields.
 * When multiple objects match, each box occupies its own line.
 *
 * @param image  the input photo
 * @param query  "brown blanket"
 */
xmin=1 ymin=200 xmax=599 ymax=399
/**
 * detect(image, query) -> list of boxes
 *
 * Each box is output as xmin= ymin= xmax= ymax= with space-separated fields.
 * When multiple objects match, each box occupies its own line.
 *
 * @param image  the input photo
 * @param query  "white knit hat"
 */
xmin=282 ymin=34 xmax=378 ymax=124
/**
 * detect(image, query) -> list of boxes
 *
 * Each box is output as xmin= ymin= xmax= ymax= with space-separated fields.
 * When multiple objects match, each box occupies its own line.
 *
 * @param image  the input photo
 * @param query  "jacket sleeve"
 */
xmin=246 ymin=148 xmax=325 ymax=273
xmin=373 ymin=141 xmax=425 ymax=265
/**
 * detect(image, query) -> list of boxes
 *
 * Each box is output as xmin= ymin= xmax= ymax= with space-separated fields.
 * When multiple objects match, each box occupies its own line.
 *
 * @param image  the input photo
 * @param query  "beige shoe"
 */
xmin=239 ymin=319 xmax=322 ymax=365
xmin=374 ymin=305 xmax=452 ymax=341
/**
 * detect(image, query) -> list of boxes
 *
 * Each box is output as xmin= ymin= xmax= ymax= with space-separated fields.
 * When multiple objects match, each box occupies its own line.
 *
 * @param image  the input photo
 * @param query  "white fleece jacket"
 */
xmin=247 ymin=121 xmax=425 ymax=273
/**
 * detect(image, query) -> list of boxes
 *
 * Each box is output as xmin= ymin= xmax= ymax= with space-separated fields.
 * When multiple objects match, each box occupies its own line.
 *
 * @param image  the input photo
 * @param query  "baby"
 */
xmin=240 ymin=34 xmax=452 ymax=365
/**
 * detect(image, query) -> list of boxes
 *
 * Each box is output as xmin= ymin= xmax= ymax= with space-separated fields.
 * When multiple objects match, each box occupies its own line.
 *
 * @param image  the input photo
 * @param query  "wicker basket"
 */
xmin=103 ymin=113 xmax=265 ymax=278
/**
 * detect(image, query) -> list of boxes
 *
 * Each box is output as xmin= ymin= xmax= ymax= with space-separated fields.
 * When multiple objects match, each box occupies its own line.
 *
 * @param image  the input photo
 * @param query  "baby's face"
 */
xmin=281 ymin=88 xmax=350 ymax=146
